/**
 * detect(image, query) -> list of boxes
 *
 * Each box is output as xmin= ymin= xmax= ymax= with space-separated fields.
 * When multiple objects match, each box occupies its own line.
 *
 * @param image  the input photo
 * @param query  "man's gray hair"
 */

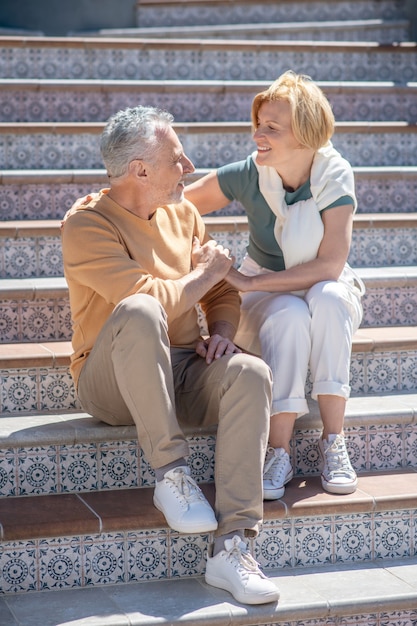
xmin=100 ymin=105 xmax=174 ymax=178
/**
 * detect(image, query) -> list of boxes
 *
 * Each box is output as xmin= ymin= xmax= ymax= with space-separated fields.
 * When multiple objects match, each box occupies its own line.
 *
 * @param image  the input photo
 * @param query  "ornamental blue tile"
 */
xmin=17 ymin=446 xmax=58 ymax=495
xmin=38 ymin=537 xmax=82 ymax=591
xmin=98 ymin=440 xmax=139 ymax=490
xmin=404 ymin=424 xmax=417 ymax=468
xmin=126 ymin=530 xmax=169 ymax=582
xmin=0 ymin=304 xmax=19 ymax=342
xmin=39 ymin=369 xmax=78 ymax=412
xmin=365 ymin=352 xmax=399 ymax=393
xmin=0 ymin=541 xmax=37 ymax=593
xmin=293 ymin=430 xmax=322 ymax=476
xmin=293 ymin=518 xmax=333 ymax=567
xmin=187 ymin=435 xmax=215 ymax=484
xmin=368 ymin=424 xmax=403 ymax=470
xmin=334 ymin=514 xmax=372 ymax=563
xmin=83 ymin=533 xmax=125 ymax=587
xmin=373 ymin=511 xmax=412 ymax=560
xmin=399 ymin=353 xmax=417 ymax=391
xmin=394 ymin=289 xmax=417 ymax=326
xmin=254 ymin=520 xmax=292 ymax=570
xmin=0 ymin=449 xmax=17 ymax=497
xmin=59 ymin=444 xmax=98 ymax=493
xmin=170 ymin=534 xmax=208 ymax=578
xmin=0 ymin=370 xmax=38 ymax=414
xmin=3 ymin=239 xmax=36 ymax=278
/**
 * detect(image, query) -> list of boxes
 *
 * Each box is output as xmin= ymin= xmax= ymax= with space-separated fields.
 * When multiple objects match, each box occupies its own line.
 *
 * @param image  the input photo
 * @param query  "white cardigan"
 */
xmin=252 ymin=143 xmax=364 ymax=297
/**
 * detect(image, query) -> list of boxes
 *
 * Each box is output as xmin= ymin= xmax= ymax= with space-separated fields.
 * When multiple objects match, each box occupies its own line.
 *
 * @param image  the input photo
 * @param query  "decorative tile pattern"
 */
xmin=0 ymin=529 xmax=212 ymax=592
xmin=0 ymin=298 xmax=71 ymax=343
xmin=293 ymin=517 xmax=333 ymax=567
xmin=137 ymin=0 xmax=407 ymax=27
xmin=253 ymin=520 xmax=293 ymax=569
xmin=1 ymin=508 xmax=417 ymax=592
xmin=170 ymin=533 xmax=208 ymax=578
xmin=374 ymin=510 xmax=412 ymax=559
xmin=0 ymin=44 xmax=416 ymax=82
xmin=0 ymin=128 xmax=415 ymax=171
xmin=1 ymin=173 xmax=416 ymax=223
xmin=334 ymin=513 xmax=373 ymax=563
xmin=0 ymin=367 xmax=80 ymax=415
xmin=2 ymin=86 xmax=417 ymax=123
xmin=127 ymin=530 xmax=169 ymax=581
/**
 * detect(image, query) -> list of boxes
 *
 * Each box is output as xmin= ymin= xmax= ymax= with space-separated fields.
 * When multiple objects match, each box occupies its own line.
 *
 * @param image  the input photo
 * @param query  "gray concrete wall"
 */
xmin=0 ymin=0 xmax=137 ymax=35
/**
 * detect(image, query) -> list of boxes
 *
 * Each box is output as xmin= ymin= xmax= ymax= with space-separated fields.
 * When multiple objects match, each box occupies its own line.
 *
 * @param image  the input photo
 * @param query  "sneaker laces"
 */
xmin=224 ymin=536 xmax=266 ymax=580
xmin=263 ymin=447 xmax=289 ymax=485
xmin=323 ymin=435 xmax=354 ymax=478
xmin=166 ymin=468 xmax=206 ymax=507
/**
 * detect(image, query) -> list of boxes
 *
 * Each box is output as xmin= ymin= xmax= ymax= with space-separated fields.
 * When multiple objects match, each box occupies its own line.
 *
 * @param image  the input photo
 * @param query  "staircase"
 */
xmin=1 ymin=0 xmax=417 ymax=624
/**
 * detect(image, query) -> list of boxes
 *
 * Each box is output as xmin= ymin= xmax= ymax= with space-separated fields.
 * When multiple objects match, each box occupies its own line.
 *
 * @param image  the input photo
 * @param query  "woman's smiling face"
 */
xmin=253 ymin=99 xmax=302 ymax=170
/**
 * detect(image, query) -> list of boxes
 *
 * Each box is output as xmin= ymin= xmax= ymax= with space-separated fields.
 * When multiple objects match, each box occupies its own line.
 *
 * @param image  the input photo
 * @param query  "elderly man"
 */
xmin=61 ymin=105 xmax=278 ymax=605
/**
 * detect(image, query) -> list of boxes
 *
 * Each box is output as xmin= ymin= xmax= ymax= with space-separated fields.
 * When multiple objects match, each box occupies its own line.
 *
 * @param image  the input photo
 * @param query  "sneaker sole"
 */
xmin=205 ymin=573 xmax=279 ymax=605
xmin=321 ymin=475 xmax=358 ymax=495
xmin=153 ymin=495 xmax=218 ymax=533
xmin=263 ymin=470 xmax=294 ymax=500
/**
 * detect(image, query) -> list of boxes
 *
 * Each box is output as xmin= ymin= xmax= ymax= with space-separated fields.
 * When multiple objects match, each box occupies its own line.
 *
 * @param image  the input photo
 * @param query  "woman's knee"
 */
xmin=307 ymin=281 xmax=349 ymax=317
xmin=260 ymin=295 xmax=310 ymax=339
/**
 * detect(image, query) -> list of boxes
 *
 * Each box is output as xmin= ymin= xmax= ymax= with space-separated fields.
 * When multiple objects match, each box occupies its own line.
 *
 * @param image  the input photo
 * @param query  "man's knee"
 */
xmin=111 ymin=293 xmax=167 ymax=335
xmin=226 ymin=353 xmax=272 ymax=395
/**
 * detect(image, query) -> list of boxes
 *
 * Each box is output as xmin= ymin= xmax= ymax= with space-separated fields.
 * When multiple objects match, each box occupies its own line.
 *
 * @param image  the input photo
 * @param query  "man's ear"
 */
xmin=129 ymin=159 xmax=148 ymax=180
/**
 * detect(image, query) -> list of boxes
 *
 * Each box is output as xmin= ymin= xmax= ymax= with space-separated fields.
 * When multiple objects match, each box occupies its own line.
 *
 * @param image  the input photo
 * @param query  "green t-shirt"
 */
xmin=217 ymin=156 xmax=353 ymax=271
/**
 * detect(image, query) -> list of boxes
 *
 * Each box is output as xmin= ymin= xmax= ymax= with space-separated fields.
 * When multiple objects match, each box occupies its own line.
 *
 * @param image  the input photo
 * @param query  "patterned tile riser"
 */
xmin=265 ymin=614 xmax=417 ymax=626
xmin=0 ymin=422 xmax=416 ymax=497
xmin=1 ymin=226 xmax=417 ymax=279
xmin=134 ymin=26 xmax=409 ymax=43
xmin=1 ymin=283 xmax=417 ymax=343
xmin=0 ymin=48 xmax=416 ymax=82
xmin=0 ymin=436 xmax=215 ymax=497
xmin=2 ymin=178 xmax=416 ymax=222
xmin=136 ymin=0 xmax=407 ymax=27
xmin=2 ymin=350 xmax=416 ymax=413
xmin=0 ymin=508 xmax=415 ymax=594
xmin=1 ymin=131 xmax=416 ymax=170
xmin=0 ymin=298 xmax=71 ymax=342
xmin=2 ymin=89 xmax=416 ymax=123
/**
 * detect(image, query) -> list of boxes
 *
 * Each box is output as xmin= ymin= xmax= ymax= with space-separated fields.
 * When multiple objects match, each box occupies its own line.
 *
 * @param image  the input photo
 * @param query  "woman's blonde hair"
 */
xmin=251 ymin=70 xmax=335 ymax=150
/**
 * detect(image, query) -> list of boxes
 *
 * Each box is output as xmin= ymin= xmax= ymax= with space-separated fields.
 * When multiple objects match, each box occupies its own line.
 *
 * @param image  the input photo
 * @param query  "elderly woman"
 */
xmin=185 ymin=70 xmax=364 ymax=500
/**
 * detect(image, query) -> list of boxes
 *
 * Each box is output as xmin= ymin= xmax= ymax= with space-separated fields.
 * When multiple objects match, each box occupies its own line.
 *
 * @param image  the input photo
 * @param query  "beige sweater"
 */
xmin=61 ymin=191 xmax=240 ymax=387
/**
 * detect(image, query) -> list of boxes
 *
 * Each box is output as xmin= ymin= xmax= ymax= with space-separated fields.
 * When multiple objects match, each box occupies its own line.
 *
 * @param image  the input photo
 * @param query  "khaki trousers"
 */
xmin=77 ymin=293 xmax=272 ymax=536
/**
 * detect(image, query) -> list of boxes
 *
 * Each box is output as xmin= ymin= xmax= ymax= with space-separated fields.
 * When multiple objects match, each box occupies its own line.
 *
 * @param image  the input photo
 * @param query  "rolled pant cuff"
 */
xmin=215 ymin=522 xmax=260 ymax=539
xmin=311 ymin=381 xmax=350 ymax=401
xmin=271 ymin=398 xmax=309 ymax=418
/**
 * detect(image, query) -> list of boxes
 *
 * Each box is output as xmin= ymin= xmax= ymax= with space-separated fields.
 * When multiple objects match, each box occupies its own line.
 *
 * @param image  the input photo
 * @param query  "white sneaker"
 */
xmin=205 ymin=535 xmax=279 ymax=605
xmin=318 ymin=434 xmax=358 ymax=495
xmin=263 ymin=447 xmax=294 ymax=500
xmin=153 ymin=466 xmax=218 ymax=533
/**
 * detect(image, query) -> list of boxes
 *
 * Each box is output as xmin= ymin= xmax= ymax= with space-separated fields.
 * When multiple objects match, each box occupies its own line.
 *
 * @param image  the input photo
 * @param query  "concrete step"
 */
xmin=1 ymin=389 xmax=417 ymax=497
xmin=1 ymin=212 xmax=417 ymax=278
xmin=0 ymin=469 xmax=417 ymax=597
xmin=0 ymin=121 xmax=416 ymax=170
xmin=1 ymin=326 xmax=417 ymax=415
xmin=1 ymin=166 xmax=416 ymax=221
xmin=2 ymin=79 xmax=417 ymax=123
xmin=0 ymin=36 xmax=416 ymax=82
xmin=80 ymin=19 xmax=411 ymax=43
xmin=136 ymin=0 xmax=409 ymax=28
xmin=2 ymin=265 xmax=417 ymax=344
